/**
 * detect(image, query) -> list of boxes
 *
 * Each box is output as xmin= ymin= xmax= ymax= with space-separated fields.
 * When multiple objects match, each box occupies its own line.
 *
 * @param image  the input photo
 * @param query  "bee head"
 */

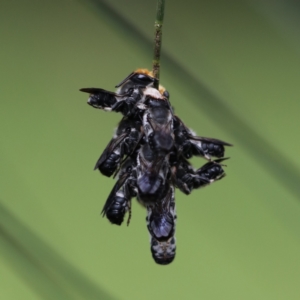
xmin=115 ymin=68 xmax=157 ymax=88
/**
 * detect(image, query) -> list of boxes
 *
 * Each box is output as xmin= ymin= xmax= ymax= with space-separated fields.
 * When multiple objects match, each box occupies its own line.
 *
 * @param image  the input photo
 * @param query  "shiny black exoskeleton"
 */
xmin=115 ymin=71 xmax=157 ymax=93
xmin=102 ymin=159 xmax=137 ymax=225
xmin=193 ymin=158 xmax=226 ymax=189
xmin=81 ymin=68 xmax=233 ymax=266
xmin=94 ymin=117 xmax=142 ymax=177
xmin=146 ymin=185 xmax=177 ymax=265
xmin=173 ymin=116 xmax=232 ymax=160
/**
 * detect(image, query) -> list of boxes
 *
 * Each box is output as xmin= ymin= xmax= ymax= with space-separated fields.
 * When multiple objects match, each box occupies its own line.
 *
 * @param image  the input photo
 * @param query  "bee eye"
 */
xmin=127 ymin=166 xmax=132 ymax=172
xmin=137 ymin=74 xmax=148 ymax=81
xmin=126 ymin=127 xmax=132 ymax=133
xmin=163 ymin=90 xmax=170 ymax=99
xmin=131 ymin=73 xmax=155 ymax=86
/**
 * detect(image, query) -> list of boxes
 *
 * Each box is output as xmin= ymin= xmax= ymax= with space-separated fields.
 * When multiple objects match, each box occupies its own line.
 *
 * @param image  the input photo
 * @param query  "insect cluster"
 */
xmin=80 ymin=69 xmax=232 ymax=265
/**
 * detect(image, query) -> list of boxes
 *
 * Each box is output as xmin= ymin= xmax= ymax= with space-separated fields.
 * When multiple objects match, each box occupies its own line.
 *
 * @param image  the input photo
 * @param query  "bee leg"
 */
xmin=213 ymin=157 xmax=230 ymax=167
xmin=126 ymin=200 xmax=132 ymax=226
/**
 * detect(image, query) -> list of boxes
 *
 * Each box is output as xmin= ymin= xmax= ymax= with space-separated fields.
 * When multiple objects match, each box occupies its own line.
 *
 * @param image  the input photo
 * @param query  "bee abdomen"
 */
xmin=198 ymin=164 xmax=224 ymax=180
xmin=137 ymin=175 xmax=163 ymax=203
xmin=88 ymin=92 xmax=117 ymax=109
xmin=106 ymin=196 xmax=128 ymax=225
xmin=147 ymin=215 xmax=174 ymax=240
xmin=193 ymin=162 xmax=225 ymax=189
xmin=201 ymin=143 xmax=225 ymax=158
xmin=96 ymin=153 xmax=120 ymax=177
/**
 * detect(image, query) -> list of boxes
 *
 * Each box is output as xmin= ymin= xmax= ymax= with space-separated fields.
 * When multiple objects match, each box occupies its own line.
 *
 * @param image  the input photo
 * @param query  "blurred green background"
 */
xmin=1 ymin=0 xmax=300 ymax=299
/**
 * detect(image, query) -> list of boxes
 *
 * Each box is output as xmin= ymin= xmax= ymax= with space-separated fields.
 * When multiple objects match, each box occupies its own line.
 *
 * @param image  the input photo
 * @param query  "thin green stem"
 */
xmin=152 ymin=0 xmax=165 ymax=89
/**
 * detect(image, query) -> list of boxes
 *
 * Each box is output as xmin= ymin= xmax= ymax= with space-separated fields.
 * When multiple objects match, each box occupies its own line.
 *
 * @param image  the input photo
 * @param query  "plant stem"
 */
xmin=152 ymin=0 xmax=165 ymax=89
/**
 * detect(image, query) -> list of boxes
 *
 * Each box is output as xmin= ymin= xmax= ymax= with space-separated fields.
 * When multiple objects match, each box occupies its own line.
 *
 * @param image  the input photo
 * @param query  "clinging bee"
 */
xmin=173 ymin=157 xmax=227 ymax=195
xmin=141 ymin=87 xmax=174 ymax=153
xmin=173 ymin=116 xmax=232 ymax=160
xmin=80 ymin=69 xmax=158 ymax=117
xmin=94 ymin=117 xmax=142 ymax=177
xmin=136 ymin=143 xmax=170 ymax=205
xmin=193 ymin=158 xmax=227 ymax=189
xmin=81 ymin=67 xmax=233 ymax=265
xmin=101 ymin=158 xmax=137 ymax=226
xmin=146 ymin=185 xmax=177 ymax=265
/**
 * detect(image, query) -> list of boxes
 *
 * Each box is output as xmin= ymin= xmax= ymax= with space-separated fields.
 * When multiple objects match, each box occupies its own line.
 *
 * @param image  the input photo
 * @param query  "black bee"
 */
xmin=101 ymin=158 xmax=137 ymax=226
xmin=193 ymin=158 xmax=227 ymax=189
xmin=136 ymin=143 xmax=170 ymax=205
xmin=94 ymin=117 xmax=142 ymax=177
xmin=81 ymin=68 xmax=233 ymax=265
xmin=173 ymin=158 xmax=227 ymax=195
xmin=141 ymin=87 xmax=174 ymax=153
xmin=146 ymin=185 xmax=177 ymax=265
xmin=173 ymin=116 xmax=232 ymax=160
xmin=80 ymin=69 xmax=158 ymax=117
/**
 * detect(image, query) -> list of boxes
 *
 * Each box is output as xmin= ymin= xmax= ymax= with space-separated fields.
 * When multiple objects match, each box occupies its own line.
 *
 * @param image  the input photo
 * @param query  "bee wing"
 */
xmin=147 ymin=116 xmax=172 ymax=135
xmin=101 ymin=172 xmax=129 ymax=217
xmin=115 ymin=72 xmax=135 ymax=88
xmin=79 ymin=88 xmax=129 ymax=99
xmin=196 ymin=157 xmax=230 ymax=172
xmin=115 ymin=72 xmax=157 ymax=88
xmin=94 ymin=132 xmax=129 ymax=170
xmin=188 ymin=134 xmax=233 ymax=146
xmin=159 ymin=186 xmax=175 ymax=218
xmin=173 ymin=115 xmax=186 ymax=127
xmin=113 ymin=132 xmax=144 ymax=179
xmin=174 ymin=115 xmax=232 ymax=146
xmin=213 ymin=157 xmax=230 ymax=164
xmin=150 ymin=156 xmax=166 ymax=174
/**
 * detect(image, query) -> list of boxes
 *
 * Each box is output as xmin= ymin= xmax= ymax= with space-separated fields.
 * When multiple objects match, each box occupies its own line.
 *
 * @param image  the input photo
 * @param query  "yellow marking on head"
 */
xmin=134 ymin=68 xmax=154 ymax=77
xmin=159 ymin=85 xmax=166 ymax=95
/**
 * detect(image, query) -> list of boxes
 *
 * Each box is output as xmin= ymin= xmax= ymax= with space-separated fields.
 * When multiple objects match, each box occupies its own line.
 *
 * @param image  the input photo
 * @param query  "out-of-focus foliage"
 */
xmin=1 ymin=0 xmax=300 ymax=299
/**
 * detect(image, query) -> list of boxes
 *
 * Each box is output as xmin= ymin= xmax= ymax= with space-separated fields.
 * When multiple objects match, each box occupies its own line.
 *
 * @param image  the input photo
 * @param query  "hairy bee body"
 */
xmin=142 ymin=88 xmax=174 ymax=153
